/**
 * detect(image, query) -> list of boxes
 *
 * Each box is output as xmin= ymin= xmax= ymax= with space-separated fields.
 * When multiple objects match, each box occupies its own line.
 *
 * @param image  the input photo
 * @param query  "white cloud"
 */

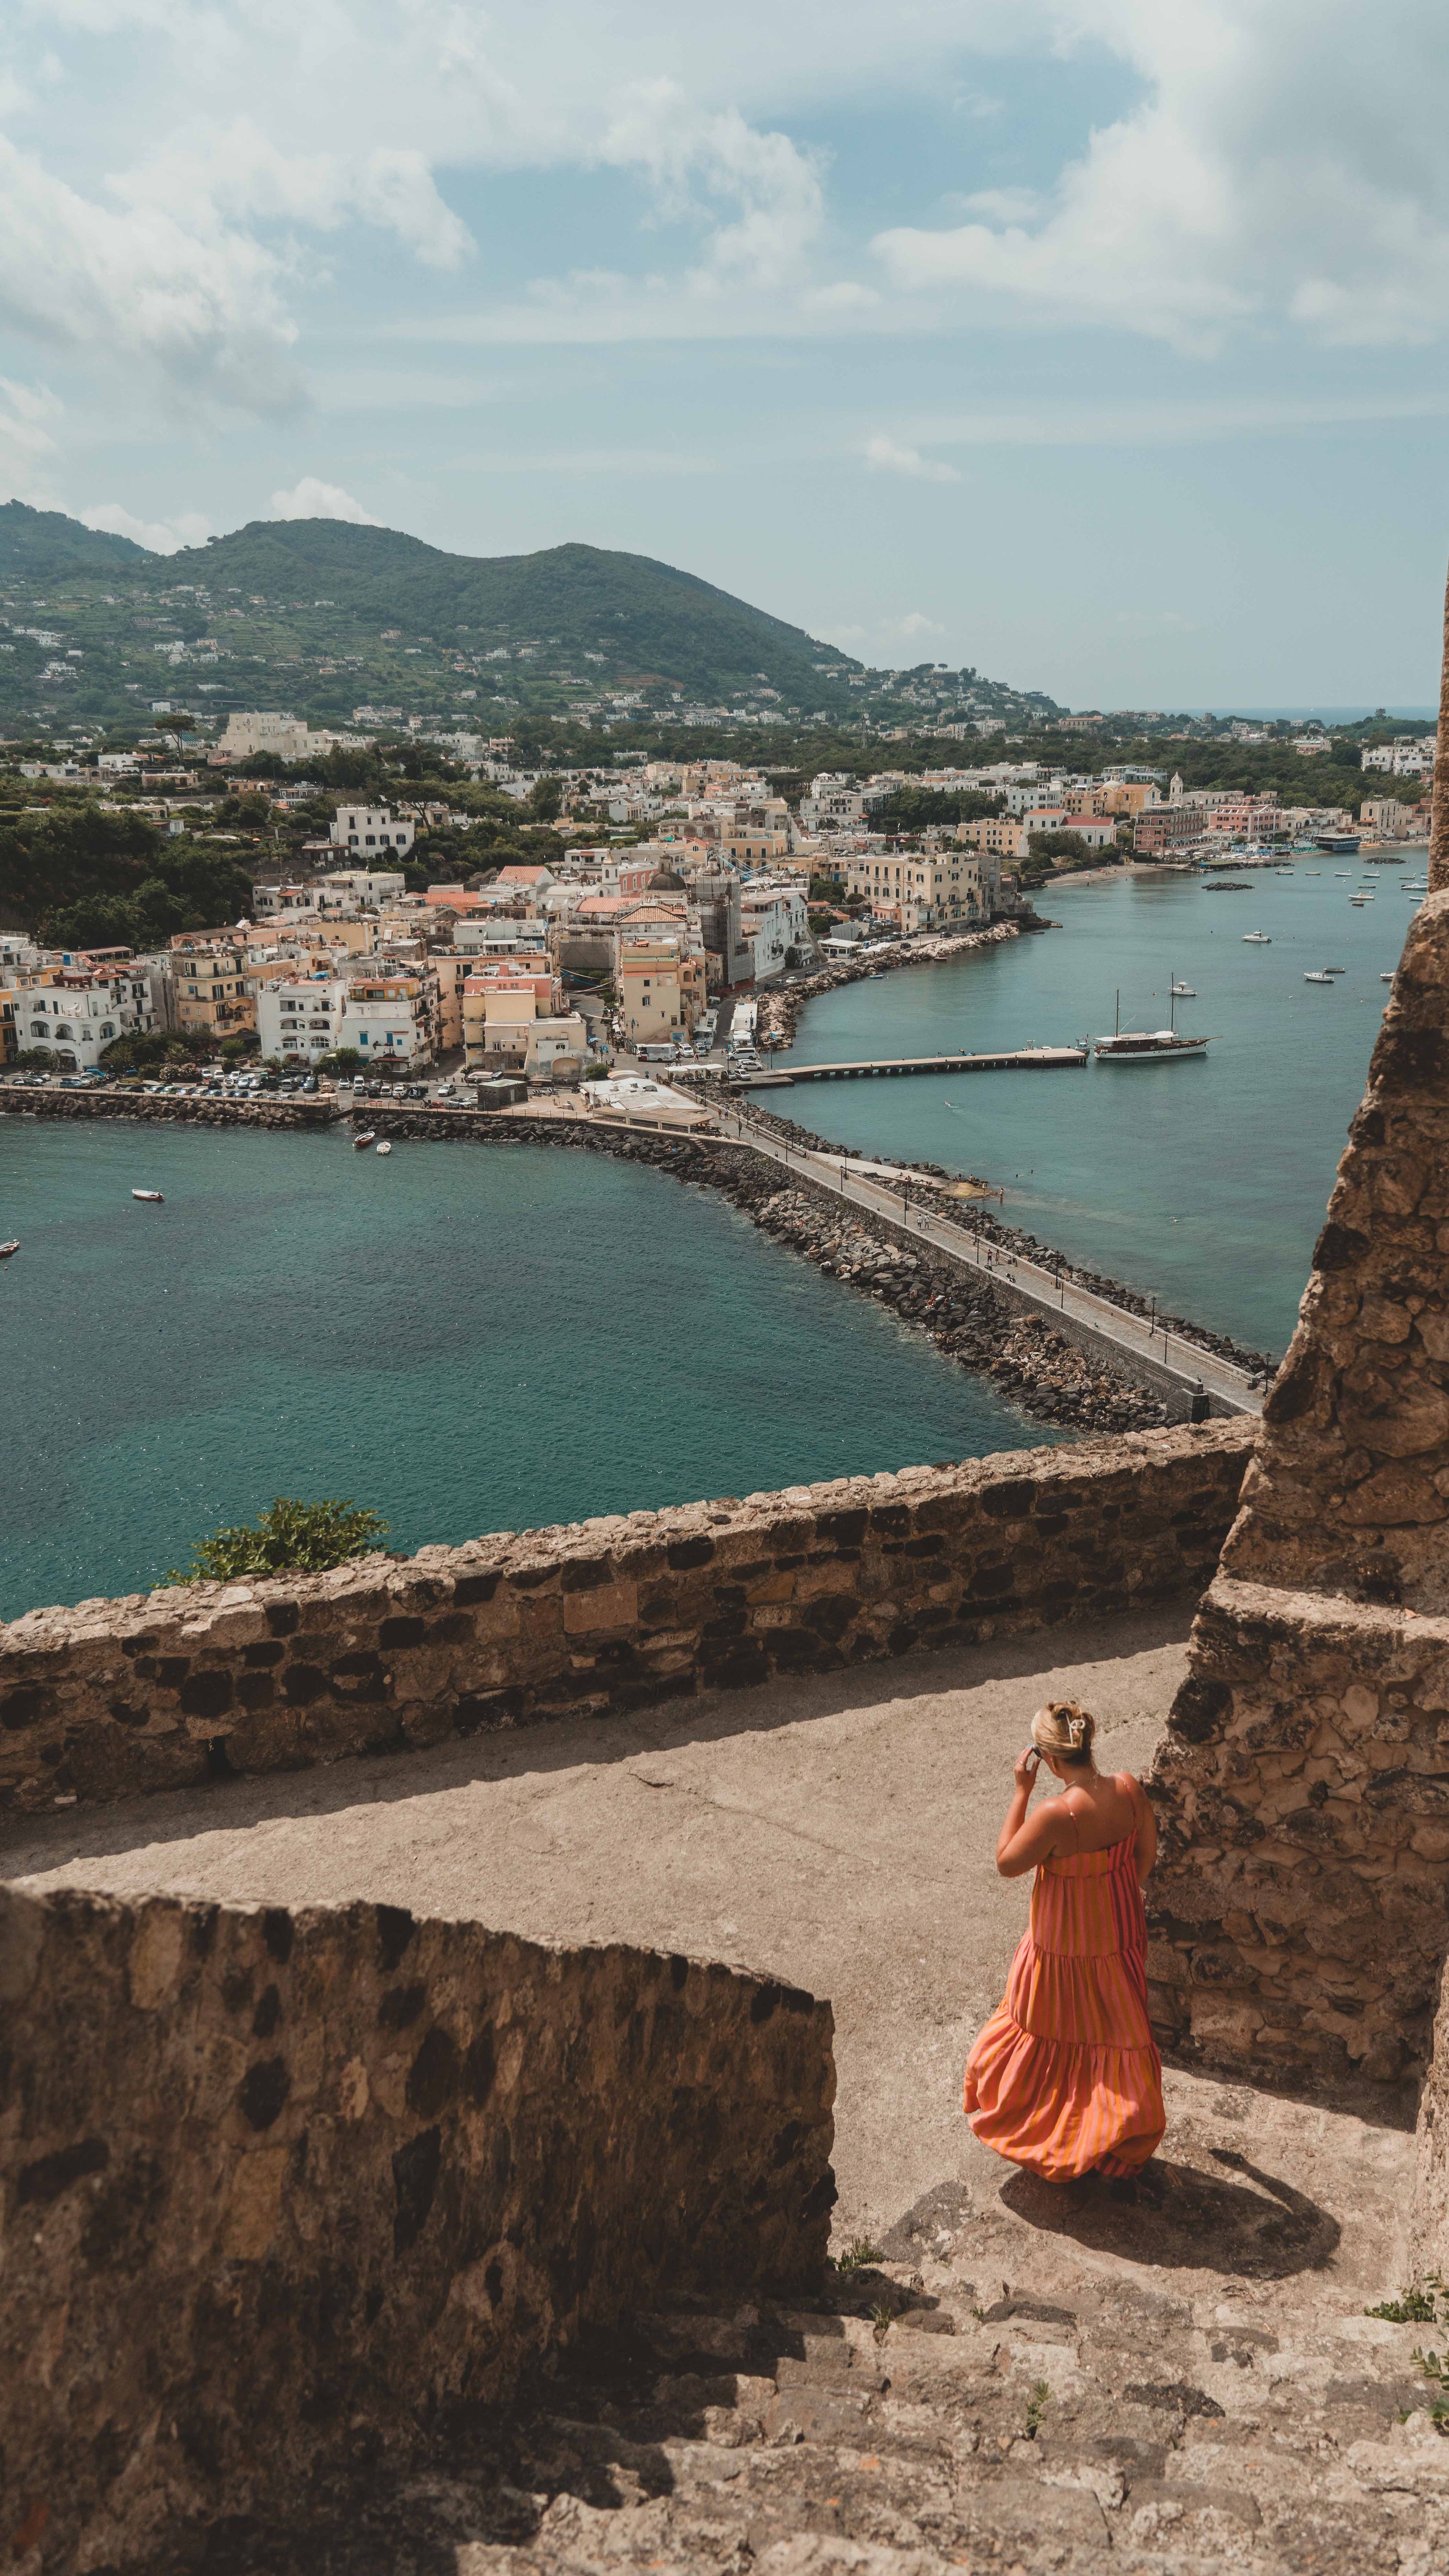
xmin=864 ymin=435 xmax=961 ymax=484
xmin=873 ymin=0 xmax=1449 ymax=352
xmin=0 ymin=375 xmax=61 ymax=503
xmin=884 ymin=611 xmax=946 ymax=641
xmin=270 ymin=476 xmax=378 ymax=523
xmin=79 ymin=501 xmax=212 ymax=551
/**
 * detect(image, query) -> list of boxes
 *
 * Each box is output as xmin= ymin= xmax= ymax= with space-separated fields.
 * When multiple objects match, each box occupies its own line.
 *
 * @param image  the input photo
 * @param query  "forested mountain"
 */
xmin=0 ymin=503 xmax=1061 ymax=737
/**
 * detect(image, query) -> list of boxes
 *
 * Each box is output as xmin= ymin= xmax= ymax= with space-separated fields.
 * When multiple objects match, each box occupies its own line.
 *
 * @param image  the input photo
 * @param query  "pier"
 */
xmin=676 ymin=1043 xmax=1088 ymax=1085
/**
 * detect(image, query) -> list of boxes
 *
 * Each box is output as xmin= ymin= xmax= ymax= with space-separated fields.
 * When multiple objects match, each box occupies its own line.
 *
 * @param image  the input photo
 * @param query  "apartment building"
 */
xmin=330 ymin=807 xmax=416 ymax=857
xmin=619 ymin=937 xmax=706 ymax=1046
xmin=738 ymin=880 xmax=810 ymax=980
xmin=6 ymin=959 xmax=156 ymax=1068
xmin=168 ymin=936 xmax=256 ymax=1040
xmin=1133 ymin=805 xmax=1208 ymax=856
xmin=843 ymin=849 xmax=994 ymax=931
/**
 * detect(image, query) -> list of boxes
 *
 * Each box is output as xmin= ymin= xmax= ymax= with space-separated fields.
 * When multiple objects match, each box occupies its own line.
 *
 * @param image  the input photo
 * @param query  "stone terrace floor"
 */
xmin=9 ymin=1606 xmax=1443 ymax=2574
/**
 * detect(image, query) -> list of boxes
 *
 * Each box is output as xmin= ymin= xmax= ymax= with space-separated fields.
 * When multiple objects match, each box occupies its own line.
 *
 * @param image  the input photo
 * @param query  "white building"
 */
xmin=221 ymin=712 xmax=313 ymax=762
xmin=10 ymin=962 xmax=156 ymax=1067
xmin=331 ymin=807 xmax=416 ymax=857
xmin=319 ymin=867 xmax=408 ymax=908
xmin=1361 ymin=738 xmax=1436 ymax=778
xmin=738 ymin=880 xmax=811 ymax=981
xmin=254 ymin=977 xmax=347 ymax=1064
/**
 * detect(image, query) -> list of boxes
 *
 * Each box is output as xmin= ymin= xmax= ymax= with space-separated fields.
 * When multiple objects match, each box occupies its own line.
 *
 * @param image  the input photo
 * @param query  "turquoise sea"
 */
xmin=0 ymin=862 xmax=1414 ymax=1618
xmin=0 ymin=1122 xmax=1046 ymax=1618
xmin=785 ymin=864 xmax=1414 ymax=1356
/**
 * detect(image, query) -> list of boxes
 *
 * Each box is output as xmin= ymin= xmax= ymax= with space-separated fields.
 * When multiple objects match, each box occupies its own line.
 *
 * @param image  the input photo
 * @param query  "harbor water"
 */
xmin=0 ymin=1121 xmax=1049 ymax=1618
xmin=784 ymin=864 xmax=1416 ymax=1357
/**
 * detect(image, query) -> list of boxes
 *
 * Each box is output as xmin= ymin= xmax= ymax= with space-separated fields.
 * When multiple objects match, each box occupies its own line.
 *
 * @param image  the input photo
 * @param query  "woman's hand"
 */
xmin=1013 ymin=1747 xmax=1040 ymax=1793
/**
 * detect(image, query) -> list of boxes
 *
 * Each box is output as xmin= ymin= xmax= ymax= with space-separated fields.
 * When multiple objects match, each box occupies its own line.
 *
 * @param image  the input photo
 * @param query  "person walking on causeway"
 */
xmin=963 ymin=1700 xmax=1166 ymax=2182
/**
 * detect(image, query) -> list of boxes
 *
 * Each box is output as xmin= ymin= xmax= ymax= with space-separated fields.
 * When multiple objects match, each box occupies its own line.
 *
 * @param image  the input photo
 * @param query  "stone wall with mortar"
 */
xmin=1148 ymin=893 xmax=1449 ymax=2091
xmin=0 ymin=1880 xmax=835 ymax=2568
xmin=0 ymin=1422 xmax=1253 ymax=1816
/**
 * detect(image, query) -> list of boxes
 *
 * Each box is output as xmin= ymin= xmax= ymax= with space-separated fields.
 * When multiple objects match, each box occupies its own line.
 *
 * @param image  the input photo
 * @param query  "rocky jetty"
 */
xmin=740 ymin=1101 xmax=1276 ymax=1382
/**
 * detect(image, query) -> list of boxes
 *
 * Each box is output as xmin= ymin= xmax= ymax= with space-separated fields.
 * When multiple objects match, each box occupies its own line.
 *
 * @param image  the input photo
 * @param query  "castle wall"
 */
xmin=0 ymin=1421 xmax=1253 ymax=1815
xmin=0 ymin=1882 xmax=834 ymax=2568
xmin=1148 ymin=892 xmax=1449 ymax=2091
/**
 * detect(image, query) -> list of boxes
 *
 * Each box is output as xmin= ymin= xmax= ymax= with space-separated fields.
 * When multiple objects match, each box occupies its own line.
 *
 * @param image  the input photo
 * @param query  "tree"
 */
xmin=169 ymin=1497 xmax=390 ymax=1582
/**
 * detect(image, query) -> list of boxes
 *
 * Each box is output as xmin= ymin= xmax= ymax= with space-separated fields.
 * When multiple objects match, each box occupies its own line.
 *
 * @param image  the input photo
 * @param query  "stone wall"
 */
xmin=0 ymin=1088 xmax=336 ymax=1130
xmin=0 ymin=1880 xmax=835 ymax=2568
xmin=1148 ymin=892 xmax=1449 ymax=2090
xmin=0 ymin=1421 xmax=1254 ymax=1815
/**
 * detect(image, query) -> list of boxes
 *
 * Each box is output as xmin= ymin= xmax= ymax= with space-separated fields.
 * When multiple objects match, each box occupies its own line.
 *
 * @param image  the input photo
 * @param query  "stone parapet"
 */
xmin=0 ymin=1882 xmax=833 ymax=2565
xmin=0 ymin=1422 xmax=1253 ymax=1814
xmin=1149 ymin=1572 xmax=1449 ymax=2088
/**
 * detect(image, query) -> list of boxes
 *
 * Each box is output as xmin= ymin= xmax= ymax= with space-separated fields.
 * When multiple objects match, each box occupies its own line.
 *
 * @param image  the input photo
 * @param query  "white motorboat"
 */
xmin=1304 ymin=971 xmax=1335 ymax=985
xmin=1243 ymin=931 xmax=1272 ymax=944
xmin=1304 ymin=869 xmax=1321 ymax=876
xmin=1170 ymin=980 xmax=1196 ymax=996
xmin=0 ymin=1239 xmax=18 ymax=1258
xmin=1381 ymin=972 xmax=1395 ymax=983
xmin=132 ymin=1188 xmax=164 ymax=1203
xmin=375 ymin=1140 xmax=392 ymax=1156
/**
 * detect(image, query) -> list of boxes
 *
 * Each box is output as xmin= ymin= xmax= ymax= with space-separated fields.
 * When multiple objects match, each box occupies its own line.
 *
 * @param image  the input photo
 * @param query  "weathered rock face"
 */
xmin=0 ymin=1882 xmax=834 ymax=2568
xmin=0 ymin=1423 xmax=1253 ymax=1815
xmin=1219 ymin=889 xmax=1449 ymax=1613
xmin=1149 ymin=893 xmax=1449 ymax=2095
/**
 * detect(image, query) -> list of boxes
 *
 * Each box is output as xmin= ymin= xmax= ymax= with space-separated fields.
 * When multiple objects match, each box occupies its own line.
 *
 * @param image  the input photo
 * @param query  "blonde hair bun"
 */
xmin=1031 ymin=1700 xmax=1096 ymax=1764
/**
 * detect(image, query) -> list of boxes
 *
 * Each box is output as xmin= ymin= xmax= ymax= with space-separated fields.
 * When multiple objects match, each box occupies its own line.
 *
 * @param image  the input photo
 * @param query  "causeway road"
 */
xmin=711 ymin=1105 xmax=1264 ymax=1419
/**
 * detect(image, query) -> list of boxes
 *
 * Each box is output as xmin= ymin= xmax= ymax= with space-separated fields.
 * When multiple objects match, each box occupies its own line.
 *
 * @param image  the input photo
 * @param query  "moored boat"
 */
xmin=375 ymin=1140 xmax=392 ymax=1156
xmin=353 ymin=1130 xmax=377 ymax=1149
xmin=0 ymin=1238 xmax=18 ymax=1258
xmin=132 ymin=1188 xmax=163 ymax=1203
xmin=1243 ymin=930 xmax=1272 ymax=943
xmin=1304 ymin=972 xmax=1334 ymax=984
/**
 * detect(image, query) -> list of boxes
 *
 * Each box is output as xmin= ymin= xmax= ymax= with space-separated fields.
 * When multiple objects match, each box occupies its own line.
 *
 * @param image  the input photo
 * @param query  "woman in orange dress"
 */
xmin=963 ymin=1699 xmax=1165 ymax=2181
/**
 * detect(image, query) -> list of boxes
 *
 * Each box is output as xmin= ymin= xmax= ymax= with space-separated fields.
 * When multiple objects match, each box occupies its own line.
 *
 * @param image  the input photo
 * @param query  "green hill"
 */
xmin=0 ymin=504 xmax=869 ymax=732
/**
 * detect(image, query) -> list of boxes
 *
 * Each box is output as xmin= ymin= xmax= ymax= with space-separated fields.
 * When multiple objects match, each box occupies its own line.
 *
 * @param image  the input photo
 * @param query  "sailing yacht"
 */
xmin=1094 ymin=985 xmax=1210 ymax=1062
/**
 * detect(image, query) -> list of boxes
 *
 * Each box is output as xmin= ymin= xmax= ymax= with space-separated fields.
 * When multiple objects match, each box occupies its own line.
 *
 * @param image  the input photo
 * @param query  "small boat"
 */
xmin=1322 ymin=965 xmax=1347 ymax=975
xmin=1169 ymin=981 xmax=1196 ymax=996
xmin=1304 ymin=971 xmax=1335 ymax=984
xmin=132 ymin=1188 xmax=163 ymax=1203
xmin=0 ymin=1238 xmax=18 ymax=1258
xmin=375 ymin=1141 xmax=392 ymax=1156
xmin=1243 ymin=930 xmax=1272 ymax=944
xmin=1304 ymin=869 xmax=1321 ymax=876
xmin=1094 ymin=987 xmax=1210 ymax=1061
xmin=1381 ymin=972 xmax=1395 ymax=983
xmin=353 ymin=1130 xmax=377 ymax=1150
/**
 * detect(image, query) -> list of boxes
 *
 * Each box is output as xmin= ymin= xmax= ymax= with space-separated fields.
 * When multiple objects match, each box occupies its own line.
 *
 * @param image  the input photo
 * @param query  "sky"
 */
xmin=1 ymin=0 xmax=1447 ymax=708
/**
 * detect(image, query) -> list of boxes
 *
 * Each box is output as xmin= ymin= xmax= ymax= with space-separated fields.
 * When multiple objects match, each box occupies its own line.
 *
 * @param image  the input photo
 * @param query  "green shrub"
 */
xmin=170 ymin=1497 xmax=389 ymax=1583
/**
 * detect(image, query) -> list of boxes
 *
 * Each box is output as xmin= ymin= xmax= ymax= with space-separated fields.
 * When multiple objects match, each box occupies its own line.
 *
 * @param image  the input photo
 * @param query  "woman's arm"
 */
xmin=995 ymin=1748 xmax=1067 ymax=1879
xmin=1130 ymin=1774 xmax=1158 ymax=1887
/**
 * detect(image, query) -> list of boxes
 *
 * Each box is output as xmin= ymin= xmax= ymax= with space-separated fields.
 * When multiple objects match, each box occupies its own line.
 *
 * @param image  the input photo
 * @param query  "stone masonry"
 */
xmin=0 ymin=1882 xmax=834 ymax=2569
xmin=0 ymin=1422 xmax=1253 ymax=1815
xmin=1148 ymin=890 xmax=1449 ymax=2093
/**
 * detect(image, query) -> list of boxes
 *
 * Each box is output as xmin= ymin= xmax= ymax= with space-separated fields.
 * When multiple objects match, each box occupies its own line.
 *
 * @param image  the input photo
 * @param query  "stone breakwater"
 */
xmin=718 ymin=1166 xmax=1171 ymax=1435
xmin=0 ymin=1421 xmax=1253 ymax=1814
xmin=1 ymin=1881 xmax=834 ymax=2566
xmin=740 ymin=1100 xmax=1276 ymax=1382
xmin=753 ymin=917 xmax=1030 ymax=1051
xmin=0 ymin=1088 xmax=336 ymax=1131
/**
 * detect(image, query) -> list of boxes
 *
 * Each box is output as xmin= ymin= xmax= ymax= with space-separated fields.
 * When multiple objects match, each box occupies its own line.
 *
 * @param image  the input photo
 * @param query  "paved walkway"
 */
xmin=712 ymin=1110 xmax=1263 ymax=1417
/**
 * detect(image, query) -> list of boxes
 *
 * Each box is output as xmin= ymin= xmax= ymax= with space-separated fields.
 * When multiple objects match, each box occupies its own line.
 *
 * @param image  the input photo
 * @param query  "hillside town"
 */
xmin=0 ymin=709 xmax=1433 ymax=1082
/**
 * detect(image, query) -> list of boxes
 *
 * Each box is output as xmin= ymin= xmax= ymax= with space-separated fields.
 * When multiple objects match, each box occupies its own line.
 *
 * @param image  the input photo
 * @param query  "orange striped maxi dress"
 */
xmin=963 ymin=1832 xmax=1165 ymax=2180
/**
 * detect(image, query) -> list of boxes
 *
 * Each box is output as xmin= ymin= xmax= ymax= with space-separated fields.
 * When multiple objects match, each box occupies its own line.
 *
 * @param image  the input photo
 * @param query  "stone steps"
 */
xmin=164 ymin=2204 xmax=1449 ymax=2575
